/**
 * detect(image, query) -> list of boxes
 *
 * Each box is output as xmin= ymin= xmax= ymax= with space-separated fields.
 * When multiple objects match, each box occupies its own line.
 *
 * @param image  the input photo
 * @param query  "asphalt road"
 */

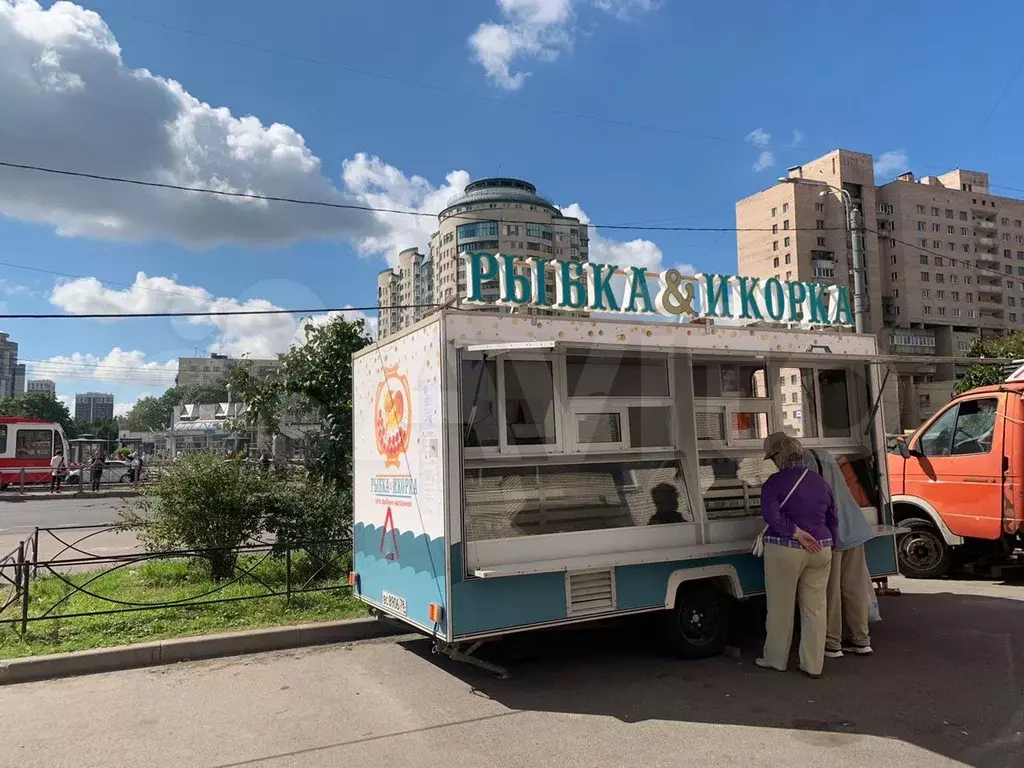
xmin=3 ymin=576 xmax=1023 ymax=768
xmin=0 ymin=496 xmax=137 ymax=560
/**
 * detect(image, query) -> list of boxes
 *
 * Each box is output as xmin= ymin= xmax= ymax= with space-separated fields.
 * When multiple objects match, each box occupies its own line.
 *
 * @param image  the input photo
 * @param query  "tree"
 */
xmin=954 ymin=332 xmax=1024 ymax=394
xmin=77 ymin=419 xmax=120 ymax=443
xmin=123 ymin=395 xmax=169 ymax=431
xmin=0 ymin=392 xmax=76 ymax=437
xmin=123 ymin=380 xmax=233 ymax=432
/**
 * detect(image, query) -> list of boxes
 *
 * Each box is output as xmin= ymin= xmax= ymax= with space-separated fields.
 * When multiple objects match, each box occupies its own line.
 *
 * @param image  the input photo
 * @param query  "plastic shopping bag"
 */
xmin=866 ymin=567 xmax=881 ymax=623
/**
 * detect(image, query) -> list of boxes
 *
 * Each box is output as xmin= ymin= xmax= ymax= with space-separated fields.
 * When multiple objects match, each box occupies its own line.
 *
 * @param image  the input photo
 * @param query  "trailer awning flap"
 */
xmin=462 ymin=340 xmax=558 ymax=353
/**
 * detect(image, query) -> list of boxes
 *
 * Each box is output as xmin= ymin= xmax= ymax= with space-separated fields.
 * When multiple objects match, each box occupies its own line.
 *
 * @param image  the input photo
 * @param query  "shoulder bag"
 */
xmin=751 ymin=468 xmax=809 ymax=557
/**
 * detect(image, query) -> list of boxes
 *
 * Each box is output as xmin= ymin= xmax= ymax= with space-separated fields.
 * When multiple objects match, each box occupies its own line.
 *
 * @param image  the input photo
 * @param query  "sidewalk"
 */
xmin=0 ymin=488 xmax=143 ymax=502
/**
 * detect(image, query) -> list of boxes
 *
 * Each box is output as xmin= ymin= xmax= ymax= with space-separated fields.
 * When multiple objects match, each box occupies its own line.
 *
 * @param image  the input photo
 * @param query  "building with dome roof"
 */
xmin=378 ymin=177 xmax=589 ymax=337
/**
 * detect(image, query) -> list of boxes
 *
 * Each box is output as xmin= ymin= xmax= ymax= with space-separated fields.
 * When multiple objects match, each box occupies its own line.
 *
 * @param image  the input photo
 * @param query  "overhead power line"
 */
xmin=0 ymin=303 xmax=414 ymax=320
xmin=0 ymin=161 xmax=849 ymax=233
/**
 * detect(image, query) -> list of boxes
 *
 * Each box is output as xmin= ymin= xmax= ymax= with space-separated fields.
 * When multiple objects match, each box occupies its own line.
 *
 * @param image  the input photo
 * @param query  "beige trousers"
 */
xmin=762 ymin=542 xmax=832 ymax=675
xmin=826 ymin=545 xmax=871 ymax=650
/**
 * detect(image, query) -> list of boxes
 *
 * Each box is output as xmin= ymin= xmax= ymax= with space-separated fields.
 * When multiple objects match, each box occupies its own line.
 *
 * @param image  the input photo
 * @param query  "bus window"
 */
xmin=0 ymin=424 xmax=7 ymax=455
xmin=15 ymin=429 xmax=53 ymax=460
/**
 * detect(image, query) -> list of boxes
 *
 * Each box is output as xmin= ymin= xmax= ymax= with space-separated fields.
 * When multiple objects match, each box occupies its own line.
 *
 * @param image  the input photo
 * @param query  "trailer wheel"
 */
xmin=666 ymin=582 xmax=733 ymax=659
xmin=897 ymin=519 xmax=953 ymax=579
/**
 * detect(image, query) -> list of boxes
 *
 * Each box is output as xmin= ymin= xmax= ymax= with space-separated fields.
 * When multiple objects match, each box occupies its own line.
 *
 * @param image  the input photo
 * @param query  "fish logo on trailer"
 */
xmin=374 ymin=365 xmax=412 ymax=469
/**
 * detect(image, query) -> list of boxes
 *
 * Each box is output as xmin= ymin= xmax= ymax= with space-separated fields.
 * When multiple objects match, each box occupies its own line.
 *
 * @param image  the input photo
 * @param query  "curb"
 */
xmin=0 ymin=616 xmax=405 ymax=685
xmin=0 ymin=491 xmax=141 ymax=503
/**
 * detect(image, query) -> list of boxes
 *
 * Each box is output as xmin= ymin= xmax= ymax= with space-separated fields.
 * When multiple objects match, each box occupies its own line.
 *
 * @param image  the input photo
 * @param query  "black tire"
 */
xmin=897 ymin=518 xmax=953 ymax=579
xmin=666 ymin=581 xmax=734 ymax=659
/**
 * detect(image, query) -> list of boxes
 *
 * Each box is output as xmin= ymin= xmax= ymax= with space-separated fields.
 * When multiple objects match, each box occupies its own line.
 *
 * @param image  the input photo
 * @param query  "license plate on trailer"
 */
xmin=381 ymin=591 xmax=407 ymax=616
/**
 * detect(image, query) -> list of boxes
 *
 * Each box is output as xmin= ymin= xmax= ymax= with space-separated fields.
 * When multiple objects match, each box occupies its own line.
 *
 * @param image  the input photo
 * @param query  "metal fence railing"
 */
xmin=0 ymin=463 xmax=171 ymax=496
xmin=0 ymin=524 xmax=352 ymax=634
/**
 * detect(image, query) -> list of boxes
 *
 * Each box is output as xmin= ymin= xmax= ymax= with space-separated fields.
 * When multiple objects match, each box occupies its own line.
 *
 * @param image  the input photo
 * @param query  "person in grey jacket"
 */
xmin=802 ymin=445 xmax=875 ymax=658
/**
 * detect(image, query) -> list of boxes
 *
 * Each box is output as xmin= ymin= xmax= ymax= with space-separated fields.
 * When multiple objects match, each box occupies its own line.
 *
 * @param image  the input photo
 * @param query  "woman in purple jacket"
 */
xmin=756 ymin=433 xmax=839 ymax=679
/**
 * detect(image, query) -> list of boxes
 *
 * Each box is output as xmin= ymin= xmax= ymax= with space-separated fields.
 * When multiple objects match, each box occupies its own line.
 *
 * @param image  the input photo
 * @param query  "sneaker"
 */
xmin=842 ymin=642 xmax=873 ymax=655
xmin=799 ymin=668 xmax=823 ymax=680
xmin=824 ymin=647 xmax=844 ymax=659
xmin=755 ymin=657 xmax=785 ymax=672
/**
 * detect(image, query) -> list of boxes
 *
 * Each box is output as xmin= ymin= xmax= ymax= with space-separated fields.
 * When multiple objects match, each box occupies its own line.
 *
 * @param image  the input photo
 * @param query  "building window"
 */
xmin=933 ymin=256 xmax=943 ymax=266
xmin=771 ymin=207 xmax=777 ymax=216
xmin=938 ymin=307 xmax=947 ymax=316
xmin=951 ymin=291 xmax=959 ymax=300
xmin=783 ymin=220 xmax=790 ymax=230
xmin=917 ymin=205 xmax=926 ymax=214
xmin=937 ymin=290 xmax=946 ymax=299
xmin=946 ymin=209 xmax=954 ymax=219
xmin=890 ymin=255 xmax=897 ymax=265
xmin=772 ymin=241 xmax=779 ymax=251
xmin=960 ymin=211 xmax=968 ymax=221
xmin=1002 ymin=217 xmax=1010 ymax=226
xmin=772 ymin=224 xmax=778 ymax=234
xmin=1012 ymin=313 xmax=1019 ymax=323
xmin=773 ymin=256 xmax=780 ymax=268
xmin=785 ymin=254 xmax=791 ymax=264
xmin=931 ymin=207 xmax=940 ymax=216
xmin=918 ymin=221 xmax=927 ymax=231
xmin=949 ymin=242 xmax=956 ymax=251
xmin=784 ymin=237 xmax=791 ymax=247
xmin=921 ymin=272 xmax=930 ymax=282
xmin=783 ymin=203 xmax=789 ymax=213
xmin=965 ymin=276 xmax=973 ymax=285
xmin=920 ymin=254 xmax=929 ymax=265
xmin=961 ymin=227 xmax=969 ymax=236
xmin=963 ymin=244 xmax=970 ymax=253
xmin=786 ymin=271 xmax=792 ymax=279
xmin=919 ymin=238 xmax=928 ymax=247
xmin=816 ymin=219 xmax=825 ymax=229
xmin=1009 ymin=265 xmax=1015 ymax=275
xmin=921 ymin=289 xmax=931 ymax=299
xmin=932 ymin=223 xmax=941 ymax=232
xmin=936 ymin=273 xmax=945 ymax=283
xmin=815 ymin=203 xmax=824 ymax=212
xmin=816 ymin=237 xmax=827 ymax=246
xmin=950 ymin=274 xmax=959 ymax=284
xmin=953 ymin=308 xmax=962 ymax=318
xmin=924 ymin=306 xmax=933 ymax=315
xmin=457 ymin=221 xmax=499 ymax=239
xmin=1010 ymin=296 xmax=1018 ymax=307
xmin=891 ymin=272 xmax=899 ymax=282
xmin=893 ymin=289 xmax=900 ymax=298
xmin=966 ymin=291 xmax=974 ymax=301
xmin=946 ymin=225 xmax=955 ymax=234
xmin=933 ymin=240 xmax=941 ymax=249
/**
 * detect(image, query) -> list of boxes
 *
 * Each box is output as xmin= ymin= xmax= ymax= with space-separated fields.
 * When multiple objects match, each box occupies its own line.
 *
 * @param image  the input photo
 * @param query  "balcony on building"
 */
xmin=973 ymin=218 xmax=997 ymax=232
xmin=976 ymin=235 xmax=998 ymax=250
xmin=976 ymin=255 xmax=1001 ymax=271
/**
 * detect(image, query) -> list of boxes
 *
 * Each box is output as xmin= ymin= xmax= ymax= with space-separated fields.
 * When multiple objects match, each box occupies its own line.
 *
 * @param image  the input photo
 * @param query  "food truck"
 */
xmin=352 ymin=256 xmax=900 ymax=672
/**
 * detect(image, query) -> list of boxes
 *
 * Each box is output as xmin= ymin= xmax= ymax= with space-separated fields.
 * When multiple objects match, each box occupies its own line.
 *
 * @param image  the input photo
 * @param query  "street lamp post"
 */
xmin=779 ymin=177 xmax=868 ymax=334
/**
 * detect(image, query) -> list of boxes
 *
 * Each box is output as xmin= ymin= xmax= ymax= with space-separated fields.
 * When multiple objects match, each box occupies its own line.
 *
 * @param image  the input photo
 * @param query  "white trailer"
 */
xmin=352 ymin=307 xmax=898 ymax=666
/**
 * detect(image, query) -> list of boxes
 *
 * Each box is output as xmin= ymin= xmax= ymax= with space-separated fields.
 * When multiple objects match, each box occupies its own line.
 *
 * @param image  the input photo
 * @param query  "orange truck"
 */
xmin=889 ymin=382 xmax=1024 ymax=577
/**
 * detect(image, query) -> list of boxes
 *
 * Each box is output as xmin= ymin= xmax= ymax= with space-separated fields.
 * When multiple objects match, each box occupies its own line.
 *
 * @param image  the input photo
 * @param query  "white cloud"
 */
xmin=48 ymin=272 xmax=373 ymax=358
xmin=752 ymin=150 xmax=775 ymax=172
xmin=593 ymin=0 xmax=661 ymax=20
xmin=0 ymin=1 xmax=385 ymax=247
xmin=790 ymin=129 xmax=805 ymax=147
xmin=468 ymin=0 xmax=657 ymax=89
xmin=558 ymin=202 xmax=689 ymax=274
xmin=28 ymin=348 xmax=178 ymax=387
xmin=0 ymin=279 xmax=31 ymax=295
xmin=744 ymin=128 xmax=771 ymax=147
xmin=342 ymin=153 xmax=469 ymax=266
xmin=875 ymin=149 xmax=910 ymax=179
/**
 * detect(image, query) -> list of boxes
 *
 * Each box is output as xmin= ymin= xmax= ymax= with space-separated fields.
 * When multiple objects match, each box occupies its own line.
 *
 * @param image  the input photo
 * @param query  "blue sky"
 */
xmin=2 ymin=0 xmax=1024 ymax=413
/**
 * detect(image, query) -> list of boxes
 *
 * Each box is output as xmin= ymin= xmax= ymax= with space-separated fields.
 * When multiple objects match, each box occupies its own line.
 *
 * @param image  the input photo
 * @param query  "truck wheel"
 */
xmin=666 ymin=582 xmax=733 ymax=659
xmin=897 ymin=519 xmax=953 ymax=579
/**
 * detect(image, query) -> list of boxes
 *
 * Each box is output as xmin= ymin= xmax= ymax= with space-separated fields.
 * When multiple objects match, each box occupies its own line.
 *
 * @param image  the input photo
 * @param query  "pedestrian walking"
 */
xmin=50 ymin=448 xmax=66 ymax=493
xmin=802 ymin=446 xmax=876 ymax=658
xmin=130 ymin=453 xmax=142 ymax=485
xmin=89 ymin=453 xmax=105 ymax=492
xmin=756 ymin=433 xmax=837 ymax=679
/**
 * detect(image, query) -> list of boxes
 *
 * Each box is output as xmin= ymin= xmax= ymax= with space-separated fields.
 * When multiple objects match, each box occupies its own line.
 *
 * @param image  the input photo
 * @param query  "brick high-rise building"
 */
xmin=737 ymin=148 xmax=1024 ymax=430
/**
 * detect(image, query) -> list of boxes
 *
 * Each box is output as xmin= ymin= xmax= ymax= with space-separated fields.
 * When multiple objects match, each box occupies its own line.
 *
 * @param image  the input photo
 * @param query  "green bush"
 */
xmin=113 ymin=446 xmax=133 ymax=460
xmin=120 ymin=453 xmax=268 ymax=579
xmin=262 ymin=481 xmax=352 ymax=578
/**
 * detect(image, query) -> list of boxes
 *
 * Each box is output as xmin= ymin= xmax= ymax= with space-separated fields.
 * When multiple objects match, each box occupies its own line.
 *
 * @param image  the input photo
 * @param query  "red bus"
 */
xmin=0 ymin=418 xmax=71 ymax=490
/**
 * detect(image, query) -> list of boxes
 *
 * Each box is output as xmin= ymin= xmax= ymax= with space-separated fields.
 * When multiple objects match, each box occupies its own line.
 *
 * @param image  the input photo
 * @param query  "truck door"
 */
xmin=905 ymin=394 xmax=1003 ymax=540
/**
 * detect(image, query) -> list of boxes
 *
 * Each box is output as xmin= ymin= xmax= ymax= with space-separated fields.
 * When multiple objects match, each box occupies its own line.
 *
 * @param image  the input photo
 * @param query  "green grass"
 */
xmin=0 ymin=553 xmax=368 ymax=660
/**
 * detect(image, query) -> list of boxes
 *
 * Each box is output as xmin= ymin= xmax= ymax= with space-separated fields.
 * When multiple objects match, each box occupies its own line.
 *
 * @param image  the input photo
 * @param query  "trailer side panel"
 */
xmin=353 ymin=320 xmax=448 ymax=637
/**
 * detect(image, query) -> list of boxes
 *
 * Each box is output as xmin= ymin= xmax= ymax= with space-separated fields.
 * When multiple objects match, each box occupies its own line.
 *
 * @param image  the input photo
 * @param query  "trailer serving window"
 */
xmin=463 ymin=456 xmax=694 ymax=542
xmin=777 ymin=366 xmax=867 ymax=443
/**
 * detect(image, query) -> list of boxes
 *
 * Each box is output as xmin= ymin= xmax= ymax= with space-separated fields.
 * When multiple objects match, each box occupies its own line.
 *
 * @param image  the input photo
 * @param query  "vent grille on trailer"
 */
xmin=565 ymin=569 xmax=616 ymax=617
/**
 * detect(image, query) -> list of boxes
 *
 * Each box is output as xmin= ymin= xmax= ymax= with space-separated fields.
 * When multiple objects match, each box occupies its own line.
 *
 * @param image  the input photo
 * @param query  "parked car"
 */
xmin=65 ymin=460 xmax=139 ymax=486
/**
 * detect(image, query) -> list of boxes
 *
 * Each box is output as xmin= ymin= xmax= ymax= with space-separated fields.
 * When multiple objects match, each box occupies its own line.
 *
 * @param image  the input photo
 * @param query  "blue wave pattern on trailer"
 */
xmin=353 ymin=522 xmax=447 ymax=634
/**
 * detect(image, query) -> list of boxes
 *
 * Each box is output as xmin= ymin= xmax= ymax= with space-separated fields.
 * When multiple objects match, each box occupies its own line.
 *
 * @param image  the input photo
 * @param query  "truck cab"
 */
xmin=888 ymin=383 xmax=1024 ymax=577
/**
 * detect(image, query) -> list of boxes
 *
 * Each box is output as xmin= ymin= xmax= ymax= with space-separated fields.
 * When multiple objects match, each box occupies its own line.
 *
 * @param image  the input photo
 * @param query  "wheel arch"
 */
xmin=892 ymin=495 xmax=964 ymax=546
xmin=664 ymin=565 xmax=743 ymax=609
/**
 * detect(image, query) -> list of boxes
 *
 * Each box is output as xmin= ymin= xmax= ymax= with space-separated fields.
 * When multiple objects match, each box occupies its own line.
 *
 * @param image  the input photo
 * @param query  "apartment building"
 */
xmin=26 ymin=379 xmax=56 ymax=396
xmin=75 ymin=392 xmax=114 ymax=423
xmin=737 ymin=148 xmax=1023 ymax=430
xmin=429 ymin=177 xmax=589 ymax=309
xmin=175 ymin=353 xmax=278 ymax=388
xmin=377 ymin=248 xmax=432 ymax=339
xmin=0 ymin=332 xmax=23 ymax=399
